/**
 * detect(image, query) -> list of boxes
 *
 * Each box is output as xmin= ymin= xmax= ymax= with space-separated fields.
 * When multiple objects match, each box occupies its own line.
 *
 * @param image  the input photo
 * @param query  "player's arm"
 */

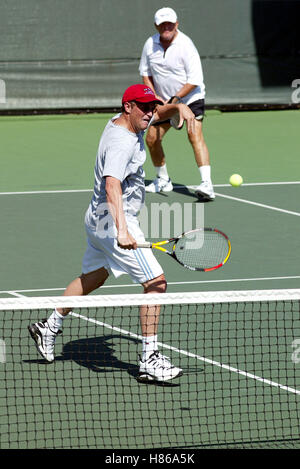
xmin=105 ymin=176 xmax=137 ymax=250
xmin=153 ymin=102 xmax=195 ymax=133
xmin=142 ymin=75 xmax=166 ymax=104
xmin=168 ymin=84 xmax=197 ymax=103
xmin=142 ymin=75 xmax=155 ymax=90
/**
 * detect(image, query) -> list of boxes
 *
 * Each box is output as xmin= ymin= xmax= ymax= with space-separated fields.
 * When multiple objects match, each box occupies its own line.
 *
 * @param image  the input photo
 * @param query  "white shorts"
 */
xmin=82 ymin=218 xmax=163 ymax=284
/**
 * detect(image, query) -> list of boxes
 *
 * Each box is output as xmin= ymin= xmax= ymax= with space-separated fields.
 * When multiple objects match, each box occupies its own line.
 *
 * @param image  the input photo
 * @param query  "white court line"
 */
xmin=214 ymin=192 xmax=300 ymax=217
xmin=2 ymin=275 xmax=300 ymax=296
xmin=6 ymin=291 xmax=26 ymax=298
xmin=15 ymin=291 xmax=300 ymax=396
xmin=70 ymin=310 xmax=300 ymax=396
xmin=1 ymin=184 xmax=299 ymax=219
xmin=0 ymin=189 xmax=92 ymax=196
xmin=0 ymin=181 xmax=299 ymax=196
xmin=188 ymin=181 xmax=300 ymax=189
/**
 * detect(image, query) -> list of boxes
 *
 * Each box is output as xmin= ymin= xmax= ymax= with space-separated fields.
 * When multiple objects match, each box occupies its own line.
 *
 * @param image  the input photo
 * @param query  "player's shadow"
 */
xmin=60 ymin=335 xmax=182 ymax=386
xmin=144 ymin=179 xmax=212 ymax=203
xmin=57 ymin=335 xmax=139 ymax=377
xmin=24 ymin=334 xmax=182 ymax=387
xmin=24 ymin=335 xmax=138 ymax=375
xmin=172 ymin=183 xmax=213 ymax=203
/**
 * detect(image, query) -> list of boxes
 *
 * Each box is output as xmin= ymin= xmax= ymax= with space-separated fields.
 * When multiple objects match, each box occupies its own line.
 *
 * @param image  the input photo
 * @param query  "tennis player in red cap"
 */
xmin=28 ymin=84 xmax=195 ymax=383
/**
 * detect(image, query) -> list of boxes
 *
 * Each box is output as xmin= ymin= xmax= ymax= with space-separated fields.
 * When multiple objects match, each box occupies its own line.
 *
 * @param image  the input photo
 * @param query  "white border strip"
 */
xmin=0 ymin=289 xmax=300 ymax=310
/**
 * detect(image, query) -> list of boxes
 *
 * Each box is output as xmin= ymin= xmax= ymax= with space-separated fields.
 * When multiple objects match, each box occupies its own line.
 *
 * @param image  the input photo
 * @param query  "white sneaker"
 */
xmin=195 ymin=182 xmax=215 ymax=200
xmin=28 ymin=319 xmax=61 ymax=362
xmin=145 ymin=177 xmax=173 ymax=193
xmin=138 ymin=351 xmax=183 ymax=382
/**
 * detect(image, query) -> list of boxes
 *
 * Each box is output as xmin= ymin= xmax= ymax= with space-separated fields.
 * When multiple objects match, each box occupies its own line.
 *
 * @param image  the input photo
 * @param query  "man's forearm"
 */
xmin=170 ymin=83 xmax=197 ymax=101
xmin=105 ymin=176 xmax=137 ymax=249
xmin=105 ymin=176 xmax=128 ymax=235
xmin=142 ymin=75 xmax=155 ymax=91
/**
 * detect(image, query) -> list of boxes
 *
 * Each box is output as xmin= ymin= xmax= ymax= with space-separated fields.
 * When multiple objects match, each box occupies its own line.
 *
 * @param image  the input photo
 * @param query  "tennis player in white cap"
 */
xmin=139 ymin=7 xmax=214 ymax=200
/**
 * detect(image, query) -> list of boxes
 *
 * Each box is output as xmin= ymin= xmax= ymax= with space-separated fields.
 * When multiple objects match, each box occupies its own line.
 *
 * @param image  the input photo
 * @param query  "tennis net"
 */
xmin=0 ymin=289 xmax=299 ymax=449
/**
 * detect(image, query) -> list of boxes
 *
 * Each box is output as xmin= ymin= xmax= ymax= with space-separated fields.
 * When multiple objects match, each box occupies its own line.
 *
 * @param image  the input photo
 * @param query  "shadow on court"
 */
xmin=144 ymin=179 xmax=212 ymax=203
xmin=62 ymin=335 xmax=139 ymax=376
xmin=23 ymin=334 xmax=202 ymax=387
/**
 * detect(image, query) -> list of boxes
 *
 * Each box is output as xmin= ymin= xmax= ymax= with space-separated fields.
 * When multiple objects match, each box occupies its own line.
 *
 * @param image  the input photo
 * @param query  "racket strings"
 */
xmin=175 ymin=232 xmax=229 ymax=269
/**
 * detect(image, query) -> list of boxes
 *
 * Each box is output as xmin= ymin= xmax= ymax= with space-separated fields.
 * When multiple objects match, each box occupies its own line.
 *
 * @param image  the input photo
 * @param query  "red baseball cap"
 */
xmin=122 ymin=84 xmax=163 ymax=105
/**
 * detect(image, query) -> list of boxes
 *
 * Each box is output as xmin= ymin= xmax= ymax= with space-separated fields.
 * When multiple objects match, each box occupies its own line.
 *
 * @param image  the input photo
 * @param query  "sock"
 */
xmin=47 ymin=309 xmax=65 ymax=333
xmin=142 ymin=335 xmax=158 ymax=360
xmin=199 ymin=165 xmax=211 ymax=184
xmin=156 ymin=164 xmax=169 ymax=181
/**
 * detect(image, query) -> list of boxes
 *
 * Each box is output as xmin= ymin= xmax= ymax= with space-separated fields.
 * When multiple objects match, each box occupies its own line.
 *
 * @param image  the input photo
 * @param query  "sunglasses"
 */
xmin=132 ymin=101 xmax=157 ymax=113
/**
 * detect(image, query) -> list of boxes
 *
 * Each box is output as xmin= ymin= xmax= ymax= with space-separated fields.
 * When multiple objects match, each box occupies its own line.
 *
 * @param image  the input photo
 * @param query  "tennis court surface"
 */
xmin=0 ymin=110 xmax=299 ymax=449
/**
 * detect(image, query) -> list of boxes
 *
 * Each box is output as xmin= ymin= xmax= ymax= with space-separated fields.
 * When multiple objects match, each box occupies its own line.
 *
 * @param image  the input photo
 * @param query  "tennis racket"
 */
xmin=168 ymin=96 xmax=184 ymax=130
xmin=137 ymin=228 xmax=231 ymax=272
xmin=170 ymin=111 xmax=183 ymax=130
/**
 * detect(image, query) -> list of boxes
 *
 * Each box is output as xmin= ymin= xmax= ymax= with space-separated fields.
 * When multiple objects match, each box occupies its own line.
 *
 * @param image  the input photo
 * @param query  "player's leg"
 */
xmin=145 ymin=122 xmax=173 ymax=193
xmin=186 ymin=100 xmax=215 ymax=200
xmin=187 ymin=119 xmax=215 ymax=200
xmin=187 ymin=118 xmax=210 ymax=167
xmin=139 ymin=273 xmax=167 ymax=338
xmin=58 ymin=268 xmax=109 ymax=315
xmin=138 ymin=274 xmax=183 ymax=382
xmin=28 ymin=267 xmax=109 ymax=362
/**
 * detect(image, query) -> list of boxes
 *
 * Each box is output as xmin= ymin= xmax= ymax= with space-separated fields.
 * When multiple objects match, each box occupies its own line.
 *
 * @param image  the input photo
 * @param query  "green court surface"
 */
xmin=0 ymin=110 xmax=299 ymax=449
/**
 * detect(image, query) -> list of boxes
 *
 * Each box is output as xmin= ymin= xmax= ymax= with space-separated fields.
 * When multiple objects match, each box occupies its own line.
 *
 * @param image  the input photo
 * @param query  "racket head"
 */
xmin=170 ymin=111 xmax=184 ymax=130
xmin=172 ymin=228 xmax=231 ymax=271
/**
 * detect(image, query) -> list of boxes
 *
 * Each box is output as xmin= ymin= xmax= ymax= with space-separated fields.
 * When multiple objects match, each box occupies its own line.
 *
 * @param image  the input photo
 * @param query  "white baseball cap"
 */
xmin=154 ymin=7 xmax=177 ymax=25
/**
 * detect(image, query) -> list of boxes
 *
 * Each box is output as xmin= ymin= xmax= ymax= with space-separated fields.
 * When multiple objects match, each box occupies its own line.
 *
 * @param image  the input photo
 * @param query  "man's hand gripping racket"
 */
xmin=137 ymin=228 xmax=231 ymax=272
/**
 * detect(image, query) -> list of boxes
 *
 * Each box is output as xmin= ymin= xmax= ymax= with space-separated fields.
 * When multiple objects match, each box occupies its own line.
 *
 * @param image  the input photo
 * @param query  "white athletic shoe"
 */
xmin=138 ymin=351 xmax=183 ymax=382
xmin=28 ymin=319 xmax=61 ymax=362
xmin=195 ymin=182 xmax=215 ymax=200
xmin=145 ymin=177 xmax=173 ymax=193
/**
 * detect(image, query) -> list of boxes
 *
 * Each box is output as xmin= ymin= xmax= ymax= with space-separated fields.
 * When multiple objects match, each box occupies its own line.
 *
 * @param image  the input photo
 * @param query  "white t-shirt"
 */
xmin=85 ymin=114 xmax=146 ymax=231
xmin=139 ymin=30 xmax=205 ymax=105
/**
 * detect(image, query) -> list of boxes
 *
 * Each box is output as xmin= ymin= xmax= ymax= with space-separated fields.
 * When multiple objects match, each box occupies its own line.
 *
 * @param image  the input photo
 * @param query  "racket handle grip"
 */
xmin=137 ymin=242 xmax=152 ymax=248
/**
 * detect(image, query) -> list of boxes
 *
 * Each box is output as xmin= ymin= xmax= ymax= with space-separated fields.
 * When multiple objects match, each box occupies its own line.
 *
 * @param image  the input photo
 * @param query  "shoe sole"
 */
xmin=195 ymin=190 xmax=215 ymax=201
xmin=145 ymin=187 xmax=173 ymax=193
xmin=28 ymin=325 xmax=54 ymax=363
xmin=137 ymin=369 xmax=183 ymax=383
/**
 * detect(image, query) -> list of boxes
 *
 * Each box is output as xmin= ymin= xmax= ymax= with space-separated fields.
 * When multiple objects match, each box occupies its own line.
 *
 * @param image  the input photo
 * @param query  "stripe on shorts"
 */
xmin=134 ymin=248 xmax=154 ymax=281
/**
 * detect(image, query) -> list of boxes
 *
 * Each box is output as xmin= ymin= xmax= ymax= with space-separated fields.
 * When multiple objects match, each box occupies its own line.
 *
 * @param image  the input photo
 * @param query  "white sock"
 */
xmin=156 ymin=164 xmax=169 ymax=181
xmin=142 ymin=335 xmax=158 ymax=360
xmin=199 ymin=165 xmax=211 ymax=184
xmin=47 ymin=309 xmax=65 ymax=333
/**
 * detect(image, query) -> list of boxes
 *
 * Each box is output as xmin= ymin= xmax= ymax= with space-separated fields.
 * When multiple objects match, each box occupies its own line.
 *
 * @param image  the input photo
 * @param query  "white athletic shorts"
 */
xmin=82 ymin=217 xmax=163 ymax=284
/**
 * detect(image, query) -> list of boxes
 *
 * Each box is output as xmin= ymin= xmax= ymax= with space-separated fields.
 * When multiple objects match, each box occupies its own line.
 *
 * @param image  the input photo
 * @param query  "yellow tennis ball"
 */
xmin=229 ymin=174 xmax=243 ymax=187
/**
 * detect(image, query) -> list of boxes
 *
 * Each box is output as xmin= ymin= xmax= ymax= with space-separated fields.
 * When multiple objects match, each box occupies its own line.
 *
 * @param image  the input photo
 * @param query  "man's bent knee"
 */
xmin=146 ymin=124 xmax=170 ymax=148
xmin=143 ymin=274 xmax=167 ymax=294
xmin=187 ymin=120 xmax=203 ymax=142
xmin=146 ymin=129 xmax=161 ymax=149
xmin=80 ymin=267 xmax=109 ymax=295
